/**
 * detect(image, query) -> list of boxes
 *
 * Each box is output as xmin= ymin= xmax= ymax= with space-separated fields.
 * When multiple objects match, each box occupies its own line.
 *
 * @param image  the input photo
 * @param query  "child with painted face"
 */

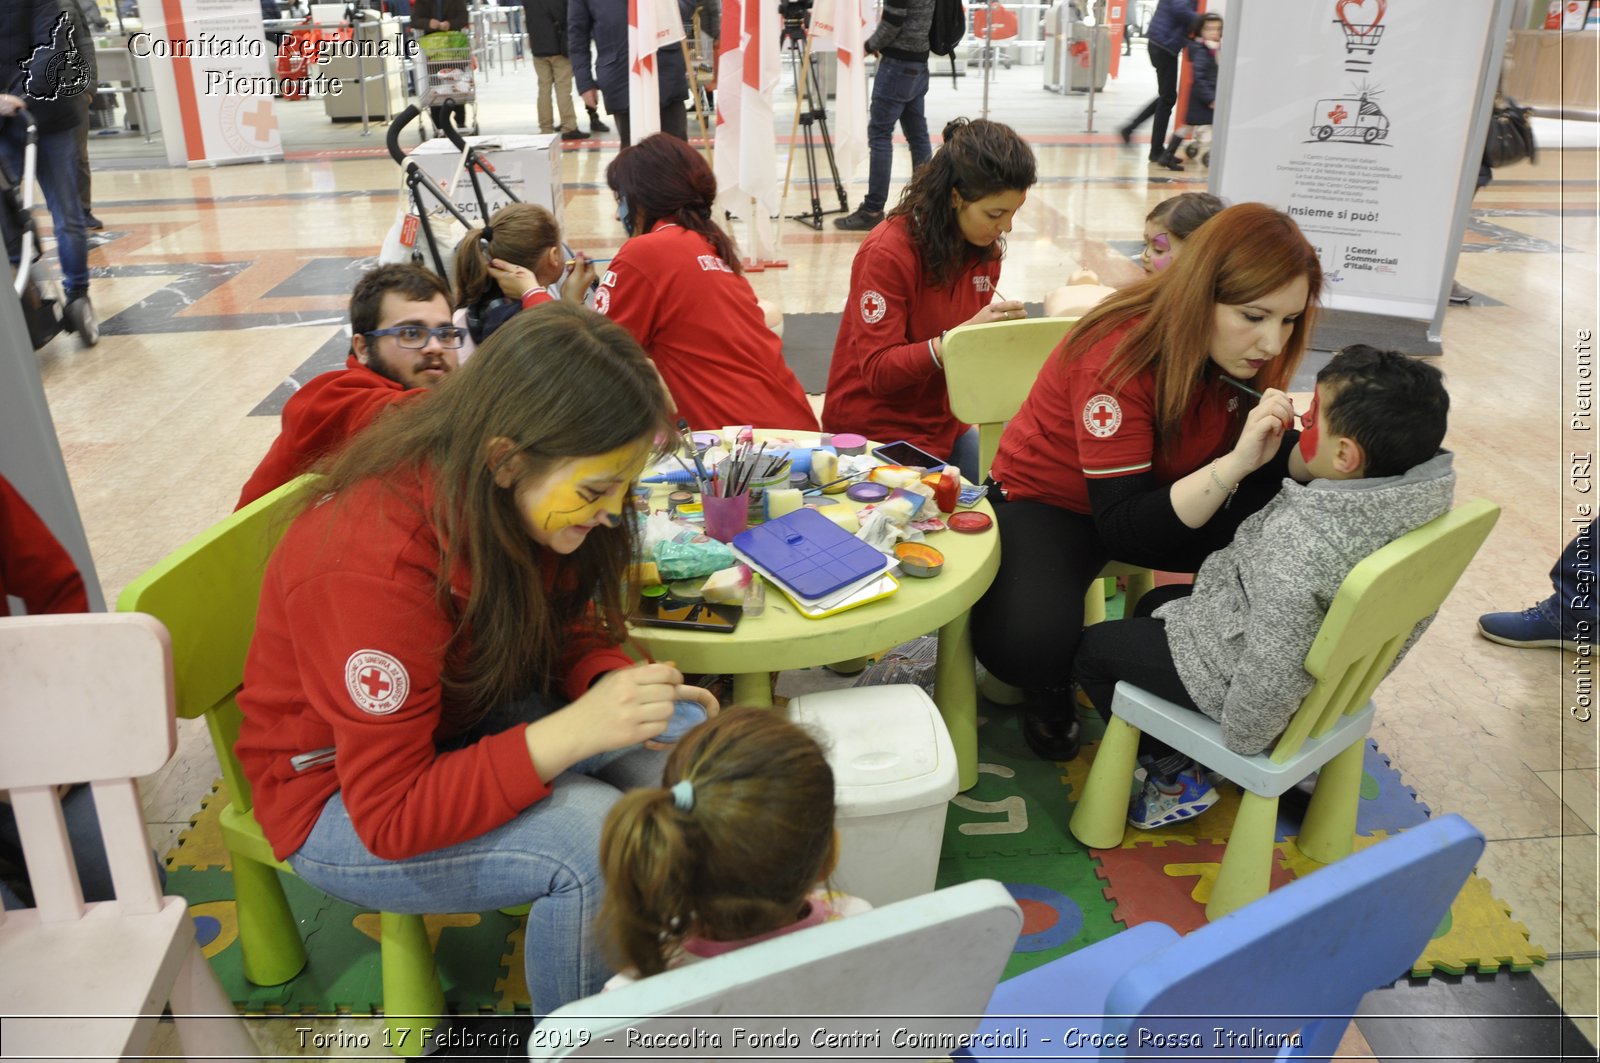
xmin=1139 ymin=191 xmax=1225 ymax=274
xmin=596 ymin=707 xmax=871 ymax=988
xmin=451 ymin=202 xmax=599 ymax=359
xmin=1072 ymin=346 xmax=1454 ymax=828
xmin=974 ymin=203 xmax=1322 ymax=764
xmin=1041 ymin=192 xmax=1225 ymax=318
xmin=236 ymin=303 xmax=718 ymax=1018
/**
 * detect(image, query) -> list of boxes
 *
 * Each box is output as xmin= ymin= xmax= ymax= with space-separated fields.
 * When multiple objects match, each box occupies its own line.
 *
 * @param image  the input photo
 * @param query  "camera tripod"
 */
xmin=782 ymin=18 xmax=848 ymax=230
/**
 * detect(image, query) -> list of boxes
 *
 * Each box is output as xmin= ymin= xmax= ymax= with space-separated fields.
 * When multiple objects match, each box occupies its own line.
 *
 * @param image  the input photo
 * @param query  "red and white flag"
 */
xmin=811 ymin=0 xmax=868 ymax=185
xmin=715 ymin=0 xmax=780 ymax=259
xmin=628 ymin=0 xmax=685 ymax=139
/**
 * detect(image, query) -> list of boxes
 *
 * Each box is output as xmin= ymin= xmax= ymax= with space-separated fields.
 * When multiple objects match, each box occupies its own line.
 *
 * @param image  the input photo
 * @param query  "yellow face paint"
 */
xmin=515 ymin=439 xmax=653 ymax=554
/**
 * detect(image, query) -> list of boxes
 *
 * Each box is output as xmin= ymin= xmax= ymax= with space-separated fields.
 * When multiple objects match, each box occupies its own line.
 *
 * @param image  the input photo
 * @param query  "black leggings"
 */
xmin=972 ymin=498 xmax=1109 ymax=692
xmin=1075 ymin=584 xmax=1199 ymax=770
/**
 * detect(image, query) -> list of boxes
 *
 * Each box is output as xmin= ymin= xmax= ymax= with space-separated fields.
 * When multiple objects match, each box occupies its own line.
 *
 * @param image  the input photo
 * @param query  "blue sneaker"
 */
xmin=1477 ymin=595 xmax=1580 ymax=651
xmin=1129 ymin=767 xmax=1218 ymax=830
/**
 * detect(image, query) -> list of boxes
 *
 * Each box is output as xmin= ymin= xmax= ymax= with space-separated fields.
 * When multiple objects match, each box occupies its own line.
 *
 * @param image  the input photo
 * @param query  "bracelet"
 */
xmin=1209 ymin=460 xmax=1239 ymax=508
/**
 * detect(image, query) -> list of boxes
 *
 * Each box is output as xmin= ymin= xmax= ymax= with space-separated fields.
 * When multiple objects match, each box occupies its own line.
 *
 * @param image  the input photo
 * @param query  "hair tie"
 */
xmin=671 ymin=779 xmax=695 ymax=811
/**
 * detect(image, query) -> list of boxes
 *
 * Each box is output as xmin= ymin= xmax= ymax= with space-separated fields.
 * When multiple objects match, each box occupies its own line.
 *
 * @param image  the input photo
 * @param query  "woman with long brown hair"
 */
xmin=972 ymin=203 xmax=1323 ymax=762
xmin=236 ymin=302 xmax=719 ymax=1016
xmin=821 ymin=118 xmax=1037 ymax=481
xmin=596 ymin=134 xmax=818 ymax=433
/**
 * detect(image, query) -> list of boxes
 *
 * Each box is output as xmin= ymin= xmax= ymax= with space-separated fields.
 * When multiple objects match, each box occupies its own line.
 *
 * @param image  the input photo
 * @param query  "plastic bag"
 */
xmin=852 ymin=636 xmax=940 ymax=697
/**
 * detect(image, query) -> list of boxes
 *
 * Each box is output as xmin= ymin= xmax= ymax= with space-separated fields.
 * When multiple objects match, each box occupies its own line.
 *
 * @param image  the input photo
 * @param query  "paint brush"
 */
xmin=564 ymin=256 xmax=613 ymax=267
xmin=1221 ymin=375 xmax=1297 ymax=428
xmin=678 ymin=418 xmax=710 ymax=489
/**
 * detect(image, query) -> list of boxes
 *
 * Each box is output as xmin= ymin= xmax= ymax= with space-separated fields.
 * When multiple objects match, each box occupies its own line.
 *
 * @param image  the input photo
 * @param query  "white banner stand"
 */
xmin=1209 ymin=0 xmax=1514 ymax=343
xmin=0 ymin=287 xmax=104 ymax=612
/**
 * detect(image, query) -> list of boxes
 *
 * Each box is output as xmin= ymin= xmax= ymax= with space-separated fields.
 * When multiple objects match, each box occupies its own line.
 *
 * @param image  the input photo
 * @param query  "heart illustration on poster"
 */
xmin=1335 ymin=0 xmax=1387 ymax=33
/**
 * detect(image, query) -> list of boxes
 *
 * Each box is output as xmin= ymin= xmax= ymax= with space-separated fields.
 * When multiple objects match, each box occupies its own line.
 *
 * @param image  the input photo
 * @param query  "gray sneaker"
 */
xmin=65 ymin=294 xmax=99 ymax=347
xmin=833 ymin=208 xmax=884 ymax=232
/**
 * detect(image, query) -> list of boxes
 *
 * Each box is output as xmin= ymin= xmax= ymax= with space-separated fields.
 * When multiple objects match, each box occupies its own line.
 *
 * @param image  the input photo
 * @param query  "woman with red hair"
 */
xmin=596 ymin=135 xmax=818 ymax=433
xmin=972 ymin=203 xmax=1323 ymax=762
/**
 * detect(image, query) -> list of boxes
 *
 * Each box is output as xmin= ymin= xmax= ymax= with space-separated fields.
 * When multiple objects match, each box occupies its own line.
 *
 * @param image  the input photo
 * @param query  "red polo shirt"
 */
xmin=595 ymin=222 xmax=819 ymax=433
xmin=0 ymin=474 xmax=88 ymax=616
xmin=236 ymin=355 xmax=415 ymax=510
xmin=991 ymin=322 xmax=1240 ymax=513
xmin=236 ymin=467 xmax=634 ymax=862
xmin=821 ymin=215 xmax=1002 ymax=458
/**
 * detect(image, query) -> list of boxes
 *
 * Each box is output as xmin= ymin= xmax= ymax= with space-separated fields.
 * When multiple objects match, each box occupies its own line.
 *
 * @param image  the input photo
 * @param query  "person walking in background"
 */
xmin=524 ymin=0 xmax=587 ymax=140
xmin=64 ymin=0 xmax=105 ymax=230
xmin=1161 ymin=11 xmax=1220 ymax=166
xmin=569 ymin=0 xmax=690 ymax=146
xmin=832 ymin=0 xmax=936 ymax=232
xmin=1117 ymin=0 xmax=1195 ymax=172
xmin=412 ymin=0 xmax=471 ymax=132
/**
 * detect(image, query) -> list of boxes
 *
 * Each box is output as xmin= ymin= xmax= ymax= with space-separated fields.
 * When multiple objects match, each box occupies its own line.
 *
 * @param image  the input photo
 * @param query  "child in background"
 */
xmin=597 ymin=707 xmax=870 ymax=987
xmin=1163 ymin=12 xmax=1222 ymax=166
xmin=1041 ymin=192 xmax=1224 ymax=318
xmin=1074 ymin=346 xmax=1455 ymax=828
xmin=451 ymin=203 xmax=598 ymax=358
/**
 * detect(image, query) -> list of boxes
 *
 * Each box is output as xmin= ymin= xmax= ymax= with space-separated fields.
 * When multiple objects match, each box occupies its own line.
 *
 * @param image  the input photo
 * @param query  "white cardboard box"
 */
xmin=409 ymin=133 xmax=563 ymax=228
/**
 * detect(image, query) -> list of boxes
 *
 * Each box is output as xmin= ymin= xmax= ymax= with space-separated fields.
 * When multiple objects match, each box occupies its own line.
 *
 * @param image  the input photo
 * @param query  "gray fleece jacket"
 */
xmin=1155 ymin=450 xmax=1456 ymax=755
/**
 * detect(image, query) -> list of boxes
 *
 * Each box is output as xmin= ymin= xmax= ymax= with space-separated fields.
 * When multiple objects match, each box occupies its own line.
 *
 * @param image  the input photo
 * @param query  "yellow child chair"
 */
xmin=116 ymin=475 xmax=446 ymax=1056
xmin=940 ymin=317 xmax=1155 ymax=704
xmin=1069 ymin=498 xmax=1500 ymax=920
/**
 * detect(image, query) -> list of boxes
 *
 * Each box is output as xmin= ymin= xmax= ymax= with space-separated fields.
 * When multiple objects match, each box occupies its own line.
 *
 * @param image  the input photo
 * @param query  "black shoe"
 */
xmin=1118 ymin=125 xmax=1133 ymax=146
xmin=587 ymin=109 xmax=610 ymax=133
xmin=1149 ymin=153 xmax=1184 ymax=171
xmin=1021 ymin=707 xmax=1082 ymax=762
xmin=82 ymin=211 xmax=104 ymax=230
xmin=833 ymin=208 xmax=884 ymax=232
xmin=560 ymin=128 xmax=587 ymax=141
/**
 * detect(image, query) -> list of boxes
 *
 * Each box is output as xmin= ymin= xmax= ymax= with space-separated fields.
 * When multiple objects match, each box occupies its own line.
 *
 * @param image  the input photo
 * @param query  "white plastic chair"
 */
xmin=529 ymin=879 xmax=1023 ymax=1060
xmin=0 ymin=613 xmax=260 ymax=1062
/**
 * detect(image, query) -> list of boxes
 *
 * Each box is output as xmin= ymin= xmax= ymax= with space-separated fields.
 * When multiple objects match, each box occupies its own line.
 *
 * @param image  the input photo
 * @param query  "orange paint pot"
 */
xmin=893 ymin=542 xmax=945 ymax=578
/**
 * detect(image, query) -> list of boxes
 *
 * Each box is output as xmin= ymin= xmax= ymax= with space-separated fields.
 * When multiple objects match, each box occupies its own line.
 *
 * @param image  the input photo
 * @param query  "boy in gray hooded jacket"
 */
xmin=1075 ymin=345 xmax=1455 ymax=829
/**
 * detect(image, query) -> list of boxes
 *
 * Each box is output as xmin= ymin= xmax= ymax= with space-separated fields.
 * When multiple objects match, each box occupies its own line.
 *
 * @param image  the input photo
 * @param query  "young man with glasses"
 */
xmin=236 ymin=265 xmax=462 ymax=509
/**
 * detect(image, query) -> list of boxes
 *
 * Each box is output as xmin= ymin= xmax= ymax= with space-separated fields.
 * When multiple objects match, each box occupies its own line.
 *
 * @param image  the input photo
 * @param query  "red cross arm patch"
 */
xmin=1082 ymin=393 xmax=1124 ymax=439
xmin=344 ymin=649 xmax=411 ymax=715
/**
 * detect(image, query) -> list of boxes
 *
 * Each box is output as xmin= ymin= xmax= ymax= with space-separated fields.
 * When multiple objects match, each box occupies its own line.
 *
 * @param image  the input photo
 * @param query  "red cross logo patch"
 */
xmin=593 ymin=286 xmax=611 ymax=315
xmin=860 ymin=289 xmax=887 ymax=324
xmin=1083 ymin=393 xmax=1123 ymax=438
xmin=344 ymin=650 xmax=410 ymax=716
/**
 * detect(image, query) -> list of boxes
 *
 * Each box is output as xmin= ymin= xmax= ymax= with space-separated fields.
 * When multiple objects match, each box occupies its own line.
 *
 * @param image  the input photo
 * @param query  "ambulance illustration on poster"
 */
xmin=1309 ymin=90 xmax=1390 ymax=145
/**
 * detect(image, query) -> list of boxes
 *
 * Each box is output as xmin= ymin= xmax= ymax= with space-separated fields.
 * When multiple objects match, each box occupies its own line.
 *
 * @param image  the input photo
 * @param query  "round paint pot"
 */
xmin=669 ymin=579 xmax=706 ymax=601
xmin=830 ymin=432 xmax=869 ymax=456
xmin=667 ymin=489 xmax=695 ymax=509
xmin=947 ymin=511 xmax=994 ymax=534
xmin=692 ymin=432 xmax=721 ymax=451
xmin=806 ymin=495 xmax=840 ymax=507
xmin=789 ymin=470 xmax=811 ymax=489
xmin=641 ymin=584 xmax=669 ymax=600
xmin=656 ymin=699 xmax=709 ymax=744
xmin=846 ymin=482 xmax=890 ymax=504
xmin=894 ymin=542 xmax=945 ymax=578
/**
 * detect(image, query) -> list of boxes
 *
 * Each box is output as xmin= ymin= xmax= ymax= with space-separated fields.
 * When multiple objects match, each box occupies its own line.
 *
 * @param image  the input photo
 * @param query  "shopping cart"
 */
xmin=1333 ymin=17 xmax=1384 ymax=55
xmin=415 ymin=29 xmax=477 ymax=136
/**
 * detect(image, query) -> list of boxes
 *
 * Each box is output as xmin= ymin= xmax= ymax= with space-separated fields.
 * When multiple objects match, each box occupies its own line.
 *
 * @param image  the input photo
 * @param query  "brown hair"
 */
xmin=1063 ymin=202 xmax=1323 ymax=445
xmin=605 ymin=134 xmax=743 ymax=275
xmin=349 ymin=263 xmax=452 ymax=350
xmin=1147 ymin=191 xmax=1226 ymax=240
xmin=451 ymin=203 xmax=563 ymax=311
xmin=597 ymin=707 xmax=837 ymax=977
xmin=889 ymin=118 xmax=1037 ymax=288
xmin=310 ymin=302 xmax=672 ymax=726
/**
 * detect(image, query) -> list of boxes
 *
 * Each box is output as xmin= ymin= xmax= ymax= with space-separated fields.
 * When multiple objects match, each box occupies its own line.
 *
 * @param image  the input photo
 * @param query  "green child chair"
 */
xmin=116 ymin=475 xmax=446 ymax=1056
xmin=1069 ymin=498 xmax=1500 ymax=920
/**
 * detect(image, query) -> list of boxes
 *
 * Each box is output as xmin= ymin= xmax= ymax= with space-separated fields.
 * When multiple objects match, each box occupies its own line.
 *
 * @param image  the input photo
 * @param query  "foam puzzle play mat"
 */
xmin=165 ymin=702 xmax=1546 ymax=1014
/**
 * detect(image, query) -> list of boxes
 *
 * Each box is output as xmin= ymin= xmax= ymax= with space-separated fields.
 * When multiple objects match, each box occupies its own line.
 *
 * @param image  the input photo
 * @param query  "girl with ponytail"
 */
xmin=596 ymin=707 xmax=869 ymax=985
xmin=451 ymin=202 xmax=599 ymax=358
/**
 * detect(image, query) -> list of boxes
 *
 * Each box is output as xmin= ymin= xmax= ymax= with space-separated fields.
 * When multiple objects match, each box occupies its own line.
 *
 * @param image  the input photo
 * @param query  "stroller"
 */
xmin=2 ymin=113 xmax=96 ymax=348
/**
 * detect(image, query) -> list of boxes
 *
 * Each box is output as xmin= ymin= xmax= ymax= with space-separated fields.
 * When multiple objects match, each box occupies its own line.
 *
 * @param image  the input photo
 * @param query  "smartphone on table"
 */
xmin=869 ymin=440 xmax=947 ymax=471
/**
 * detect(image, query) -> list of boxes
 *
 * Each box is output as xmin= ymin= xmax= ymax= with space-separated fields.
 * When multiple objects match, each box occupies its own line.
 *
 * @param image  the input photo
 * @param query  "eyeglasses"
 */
xmin=365 ymin=325 xmax=468 ymax=349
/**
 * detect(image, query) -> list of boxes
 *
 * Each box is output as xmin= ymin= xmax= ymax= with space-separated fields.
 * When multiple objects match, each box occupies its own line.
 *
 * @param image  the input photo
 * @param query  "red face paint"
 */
xmin=1297 ymin=389 xmax=1322 ymax=462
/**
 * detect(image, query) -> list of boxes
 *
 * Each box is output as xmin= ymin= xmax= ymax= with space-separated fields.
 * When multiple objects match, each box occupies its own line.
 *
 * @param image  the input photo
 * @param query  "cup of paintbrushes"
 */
xmin=701 ymin=490 xmax=752 ymax=543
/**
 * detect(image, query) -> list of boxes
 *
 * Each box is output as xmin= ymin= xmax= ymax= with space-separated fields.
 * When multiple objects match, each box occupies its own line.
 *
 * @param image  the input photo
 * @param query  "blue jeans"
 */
xmin=0 ymin=119 xmax=89 ymax=294
xmin=863 ymin=56 xmax=932 ymax=213
xmin=0 ymin=784 xmax=166 ymax=910
xmin=289 ymin=744 xmax=666 ymax=1017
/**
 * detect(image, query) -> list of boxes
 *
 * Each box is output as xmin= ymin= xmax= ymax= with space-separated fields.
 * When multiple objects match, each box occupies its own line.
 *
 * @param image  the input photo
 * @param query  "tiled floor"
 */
xmin=27 ymin=40 xmax=1600 ymax=1059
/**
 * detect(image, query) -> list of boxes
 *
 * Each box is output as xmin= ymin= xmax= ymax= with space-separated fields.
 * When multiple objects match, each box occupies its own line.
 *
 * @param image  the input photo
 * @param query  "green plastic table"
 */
xmin=630 ymin=490 xmax=999 ymax=792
